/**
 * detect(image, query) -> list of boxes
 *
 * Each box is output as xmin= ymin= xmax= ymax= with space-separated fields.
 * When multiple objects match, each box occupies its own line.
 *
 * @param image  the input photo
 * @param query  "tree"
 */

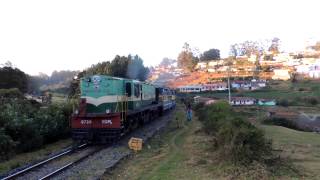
xmin=268 ymin=37 xmax=280 ymax=54
xmin=229 ymin=44 xmax=239 ymax=58
xmin=160 ymin=57 xmax=176 ymax=67
xmin=110 ymin=55 xmax=130 ymax=77
xmin=0 ymin=64 xmax=28 ymax=93
xmin=127 ymin=55 xmax=149 ymax=81
xmin=200 ymin=48 xmax=220 ymax=61
xmin=177 ymin=42 xmax=198 ymax=72
xmin=230 ymin=41 xmax=265 ymax=57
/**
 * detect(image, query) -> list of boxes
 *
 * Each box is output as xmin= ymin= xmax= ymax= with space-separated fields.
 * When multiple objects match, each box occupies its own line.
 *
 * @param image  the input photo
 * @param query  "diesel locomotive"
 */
xmin=71 ymin=75 xmax=175 ymax=143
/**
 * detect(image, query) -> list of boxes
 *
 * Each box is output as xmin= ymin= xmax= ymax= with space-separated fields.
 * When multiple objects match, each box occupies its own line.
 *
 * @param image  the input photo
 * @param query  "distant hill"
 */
xmin=29 ymin=70 xmax=79 ymax=95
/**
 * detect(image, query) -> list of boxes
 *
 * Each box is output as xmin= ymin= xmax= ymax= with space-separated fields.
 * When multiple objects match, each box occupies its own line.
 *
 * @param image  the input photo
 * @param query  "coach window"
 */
xmin=134 ymin=84 xmax=140 ymax=98
xmin=126 ymin=82 xmax=132 ymax=97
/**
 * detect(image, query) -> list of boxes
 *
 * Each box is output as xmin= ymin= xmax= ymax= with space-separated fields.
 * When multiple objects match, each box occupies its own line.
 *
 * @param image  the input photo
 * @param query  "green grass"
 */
xmin=0 ymin=139 xmax=72 ymax=175
xmin=182 ymin=80 xmax=320 ymax=108
xmin=262 ymin=125 xmax=320 ymax=179
xmin=102 ymin=105 xmax=218 ymax=180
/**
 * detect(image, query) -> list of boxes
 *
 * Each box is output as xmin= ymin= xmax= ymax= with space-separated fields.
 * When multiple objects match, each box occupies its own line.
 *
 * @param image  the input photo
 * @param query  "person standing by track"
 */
xmin=186 ymin=103 xmax=192 ymax=122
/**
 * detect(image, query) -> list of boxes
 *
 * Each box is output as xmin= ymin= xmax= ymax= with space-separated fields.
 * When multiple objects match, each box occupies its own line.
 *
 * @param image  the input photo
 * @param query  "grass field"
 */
xmin=102 ymin=105 xmax=219 ymax=180
xmin=102 ymin=104 xmax=310 ymax=179
xmin=262 ymin=125 xmax=320 ymax=179
xmin=0 ymin=139 xmax=72 ymax=175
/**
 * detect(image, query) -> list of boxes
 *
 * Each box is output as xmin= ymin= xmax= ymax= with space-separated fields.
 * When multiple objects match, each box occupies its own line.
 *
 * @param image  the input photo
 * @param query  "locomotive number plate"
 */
xmin=102 ymin=119 xmax=112 ymax=125
xmin=81 ymin=120 xmax=92 ymax=124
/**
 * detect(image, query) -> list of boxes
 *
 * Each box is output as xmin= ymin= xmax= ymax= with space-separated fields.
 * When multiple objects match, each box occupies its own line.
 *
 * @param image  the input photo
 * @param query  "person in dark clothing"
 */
xmin=186 ymin=103 xmax=192 ymax=121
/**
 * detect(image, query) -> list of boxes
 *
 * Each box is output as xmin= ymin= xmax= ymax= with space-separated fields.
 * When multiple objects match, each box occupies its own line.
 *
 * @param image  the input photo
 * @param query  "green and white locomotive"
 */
xmin=71 ymin=75 xmax=175 ymax=143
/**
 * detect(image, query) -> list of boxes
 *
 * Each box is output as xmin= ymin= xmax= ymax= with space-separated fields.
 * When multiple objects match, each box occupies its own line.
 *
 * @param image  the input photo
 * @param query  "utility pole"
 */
xmin=228 ymin=71 xmax=231 ymax=103
xmin=227 ymin=58 xmax=232 ymax=104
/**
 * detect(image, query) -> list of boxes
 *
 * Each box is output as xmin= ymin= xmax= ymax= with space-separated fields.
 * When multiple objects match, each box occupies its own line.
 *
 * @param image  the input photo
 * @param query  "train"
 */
xmin=71 ymin=75 xmax=176 ymax=143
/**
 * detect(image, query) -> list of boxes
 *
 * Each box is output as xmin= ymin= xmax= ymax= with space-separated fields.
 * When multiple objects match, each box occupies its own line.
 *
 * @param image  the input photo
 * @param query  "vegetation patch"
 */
xmin=194 ymin=101 xmax=273 ymax=164
xmin=0 ymin=88 xmax=73 ymax=161
xmin=193 ymin=101 xmax=302 ymax=178
xmin=262 ymin=117 xmax=312 ymax=132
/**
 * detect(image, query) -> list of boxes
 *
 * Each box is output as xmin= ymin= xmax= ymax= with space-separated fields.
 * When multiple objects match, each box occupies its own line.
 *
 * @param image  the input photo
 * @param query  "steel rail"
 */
xmin=1 ymin=143 xmax=87 ymax=180
xmin=38 ymin=146 xmax=104 ymax=180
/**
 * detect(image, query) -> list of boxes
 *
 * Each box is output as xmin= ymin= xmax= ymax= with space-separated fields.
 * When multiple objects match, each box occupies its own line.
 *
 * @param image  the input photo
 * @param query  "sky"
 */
xmin=0 ymin=0 xmax=319 ymax=75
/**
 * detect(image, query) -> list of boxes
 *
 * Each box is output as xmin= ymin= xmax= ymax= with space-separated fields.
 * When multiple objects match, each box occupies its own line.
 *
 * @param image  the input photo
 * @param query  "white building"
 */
xmin=178 ymin=85 xmax=202 ymax=93
xmin=309 ymin=65 xmax=320 ymax=79
xmin=230 ymin=97 xmax=256 ymax=106
xmin=296 ymin=65 xmax=310 ymax=74
xmin=195 ymin=62 xmax=207 ymax=70
xmin=272 ymin=69 xmax=291 ymax=80
xmin=201 ymin=82 xmax=227 ymax=91
xmin=208 ymin=68 xmax=216 ymax=73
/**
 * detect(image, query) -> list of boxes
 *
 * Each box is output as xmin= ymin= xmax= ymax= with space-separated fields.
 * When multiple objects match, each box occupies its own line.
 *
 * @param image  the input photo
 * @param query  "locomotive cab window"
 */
xmin=134 ymin=84 xmax=140 ymax=98
xmin=126 ymin=82 xmax=132 ymax=97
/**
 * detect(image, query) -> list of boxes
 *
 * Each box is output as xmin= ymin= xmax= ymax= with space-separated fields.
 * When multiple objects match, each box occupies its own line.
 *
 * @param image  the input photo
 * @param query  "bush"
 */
xmin=278 ymin=99 xmax=289 ymax=107
xmin=217 ymin=118 xmax=272 ymax=164
xmin=195 ymin=101 xmax=232 ymax=134
xmin=304 ymin=97 xmax=318 ymax=105
xmin=0 ymin=88 xmax=24 ymax=99
xmin=194 ymin=102 xmax=272 ymax=164
xmin=0 ymin=128 xmax=17 ymax=160
xmin=262 ymin=117 xmax=311 ymax=132
xmin=0 ymin=89 xmax=72 ymax=159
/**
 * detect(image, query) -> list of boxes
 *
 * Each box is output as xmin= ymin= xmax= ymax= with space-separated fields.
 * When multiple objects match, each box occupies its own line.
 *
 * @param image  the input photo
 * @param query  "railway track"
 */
xmin=38 ymin=146 xmax=104 ymax=180
xmin=1 ymin=111 xmax=174 ymax=180
xmin=1 ymin=143 xmax=92 ymax=180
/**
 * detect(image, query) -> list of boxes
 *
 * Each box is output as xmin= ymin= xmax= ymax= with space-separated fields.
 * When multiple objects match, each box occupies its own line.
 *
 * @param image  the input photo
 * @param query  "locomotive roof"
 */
xmin=82 ymin=74 xmax=173 ymax=90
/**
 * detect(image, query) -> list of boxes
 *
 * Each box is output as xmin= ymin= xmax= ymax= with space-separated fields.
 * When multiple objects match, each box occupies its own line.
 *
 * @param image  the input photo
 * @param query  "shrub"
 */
xmin=278 ymin=99 xmax=289 ymax=107
xmin=0 ymin=128 xmax=17 ymax=160
xmin=196 ymin=101 xmax=232 ymax=134
xmin=217 ymin=118 xmax=272 ymax=164
xmin=194 ymin=102 xmax=272 ymax=164
xmin=262 ymin=117 xmax=311 ymax=132
xmin=0 ymin=88 xmax=24 ymax=99
xmin=0 ymin=89 xmax=72 ymax=159
xmin=304 ymin=97 xmax=318 ymax=105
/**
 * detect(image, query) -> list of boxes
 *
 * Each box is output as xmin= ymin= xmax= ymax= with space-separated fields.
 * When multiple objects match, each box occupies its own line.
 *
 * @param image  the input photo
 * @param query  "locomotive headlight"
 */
xmin=106 ymin=109 xmax=110 ymax=114
xmin=75 ymin=109 xmax=79 ymax=115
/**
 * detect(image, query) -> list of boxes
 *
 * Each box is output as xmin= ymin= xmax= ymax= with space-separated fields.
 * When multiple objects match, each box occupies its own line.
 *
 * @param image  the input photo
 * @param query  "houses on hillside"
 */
xmin=178 ymin=82 xmax=227 ymax=93
xmin=193 ymin=95 xmax=276 ymax=106
xmin=178 ymin=79 xmax=267 ymax=93
xmin=230 ymin=97 xmax=255 ymax=106
xmin=231 ymin=79 xmax=266 ymax=90
xmin=230 ymin=97 xmax=276 ymax=106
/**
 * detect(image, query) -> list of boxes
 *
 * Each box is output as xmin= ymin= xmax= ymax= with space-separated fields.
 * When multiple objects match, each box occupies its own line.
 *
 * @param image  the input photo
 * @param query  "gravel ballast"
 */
xmin=53 ymin=111 xmax=173 ymax=179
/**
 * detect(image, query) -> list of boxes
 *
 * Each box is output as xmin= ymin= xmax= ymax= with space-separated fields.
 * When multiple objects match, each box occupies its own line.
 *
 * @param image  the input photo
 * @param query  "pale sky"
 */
xmin=0 ymin=0 xmax=319 ymax=75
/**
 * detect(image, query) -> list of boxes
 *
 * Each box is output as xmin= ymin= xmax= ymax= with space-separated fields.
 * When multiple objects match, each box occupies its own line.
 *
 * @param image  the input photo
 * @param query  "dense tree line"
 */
xmin=0 ymin=62 xmax=77 ymax=95
xmin=200 ymin=48 xmax=220 ymax=61
xmin=0 ymin=64 xmax=75 ymax=160
xmin=0 ymin=88 xmax=72 ymax=160
xmin=28 ymin=70 xmax=78 ymax=95
xmin=0 ymin=65 xmax=28 ymax=93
